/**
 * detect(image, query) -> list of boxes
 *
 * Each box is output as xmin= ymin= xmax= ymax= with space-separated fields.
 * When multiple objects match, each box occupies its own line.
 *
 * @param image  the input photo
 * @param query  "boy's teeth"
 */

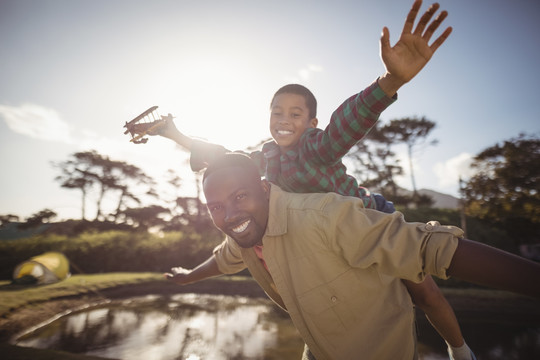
xmin=278 ymin=130 xmax=293 ymax=135
xmin=232 ymin=220 xmax=250 ymax=233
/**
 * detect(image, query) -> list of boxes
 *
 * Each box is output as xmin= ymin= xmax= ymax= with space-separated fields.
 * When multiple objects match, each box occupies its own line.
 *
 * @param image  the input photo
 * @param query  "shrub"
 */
xmin=0 ymin=230 xmax=224 ymax=280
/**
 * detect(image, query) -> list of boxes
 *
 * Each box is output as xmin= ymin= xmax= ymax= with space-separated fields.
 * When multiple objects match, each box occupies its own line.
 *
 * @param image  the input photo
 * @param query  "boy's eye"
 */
xmin=236 ymin=193 xmax=247 ymax=200
xmin=209 ymin=204 xmax=222 ymax=213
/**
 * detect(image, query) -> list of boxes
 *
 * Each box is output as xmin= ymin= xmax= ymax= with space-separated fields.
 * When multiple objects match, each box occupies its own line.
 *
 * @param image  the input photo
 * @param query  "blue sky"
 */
xmin=1 ymin=0 xmax=539 ymax=220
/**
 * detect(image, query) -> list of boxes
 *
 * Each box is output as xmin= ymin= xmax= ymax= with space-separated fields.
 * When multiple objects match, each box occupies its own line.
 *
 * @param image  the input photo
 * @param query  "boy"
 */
xmin=146 ymin=1 xmax=472 ymax=358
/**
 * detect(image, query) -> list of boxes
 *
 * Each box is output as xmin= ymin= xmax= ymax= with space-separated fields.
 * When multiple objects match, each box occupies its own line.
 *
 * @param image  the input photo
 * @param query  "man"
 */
xmin=166 ymin=153 xmax=540 ymax=360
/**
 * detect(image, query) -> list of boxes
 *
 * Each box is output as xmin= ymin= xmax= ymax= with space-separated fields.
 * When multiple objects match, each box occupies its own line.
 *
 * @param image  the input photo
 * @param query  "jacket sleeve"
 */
xmin=189 ymin=139 xmax=230 ymax=172
xmin=323 ymin=197 xmax=461 ymax=282
xmin=212 ymin=236 xmax=247 ymax=274
xmin=190 ymin=139 xmax=265 ymax=176
xmin=301 ymin=79 xmax=396 ymax=165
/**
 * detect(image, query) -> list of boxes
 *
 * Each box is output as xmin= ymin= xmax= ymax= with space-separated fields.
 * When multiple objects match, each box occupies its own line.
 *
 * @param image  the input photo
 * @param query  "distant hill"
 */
xmin=391 ymin=187 xmax=460 ymax=209
xmin=418 ymin=189 xmax=460 ymax=209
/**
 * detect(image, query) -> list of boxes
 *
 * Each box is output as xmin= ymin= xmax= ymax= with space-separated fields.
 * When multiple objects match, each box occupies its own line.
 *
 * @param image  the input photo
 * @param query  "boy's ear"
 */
xmin=309 ymin=117 xmax=318 ymax=128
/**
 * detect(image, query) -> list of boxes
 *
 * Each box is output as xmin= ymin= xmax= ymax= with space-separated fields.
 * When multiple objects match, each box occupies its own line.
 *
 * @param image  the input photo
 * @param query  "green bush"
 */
xmin=0 ymin=230 xmax=224 ymax=280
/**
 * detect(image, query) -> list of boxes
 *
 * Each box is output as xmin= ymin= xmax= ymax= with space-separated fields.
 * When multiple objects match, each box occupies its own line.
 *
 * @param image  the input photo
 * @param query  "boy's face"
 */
xmin=270 ymin=93 xmax=318 ymax=152
xmin=203 ymin=166 xmax=270 ymax=248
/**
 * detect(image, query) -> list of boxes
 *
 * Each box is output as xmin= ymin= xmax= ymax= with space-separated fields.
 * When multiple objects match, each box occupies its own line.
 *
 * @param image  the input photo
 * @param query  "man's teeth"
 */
xmin=277 ymin=130 xmax=293 ymax=135
xmin=232 ymin=220 xmax=251 ymax=233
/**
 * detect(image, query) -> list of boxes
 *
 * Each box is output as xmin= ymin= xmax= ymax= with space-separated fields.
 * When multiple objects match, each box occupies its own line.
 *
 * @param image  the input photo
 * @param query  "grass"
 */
xmin=0 ymin=273 xmax=163 ymax=317
xmin=0 ymin=273 xmax=167 ymax=360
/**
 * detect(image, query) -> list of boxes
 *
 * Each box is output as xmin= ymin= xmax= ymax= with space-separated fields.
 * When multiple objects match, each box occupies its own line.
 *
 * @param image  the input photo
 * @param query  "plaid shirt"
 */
xmin=190 ymin=80 xmax=395 ymax=209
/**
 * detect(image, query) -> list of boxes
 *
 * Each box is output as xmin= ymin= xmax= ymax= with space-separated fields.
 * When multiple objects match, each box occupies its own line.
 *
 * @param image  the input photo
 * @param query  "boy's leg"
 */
xmin=403 ymin=275 xmax=464 ymax=347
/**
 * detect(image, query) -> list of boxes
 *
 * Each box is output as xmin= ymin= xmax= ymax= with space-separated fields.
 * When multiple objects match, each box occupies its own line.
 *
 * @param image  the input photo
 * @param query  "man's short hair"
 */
xmin=203 ymin=152 xmax=261 ymax=183
xmin=271 ymin=84 xmax=317 ymax=119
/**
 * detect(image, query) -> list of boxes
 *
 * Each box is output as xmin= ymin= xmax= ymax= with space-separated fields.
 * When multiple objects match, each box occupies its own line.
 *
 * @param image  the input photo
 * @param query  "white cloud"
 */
xmin=433 ymin=153 xmax=476 ymax=188
xmin=0 ymin=103 xmax=72 ymax=143
xmin=299 ymin=64 xmax=323 ymax=81
xmin=284 ymin=64 xmax=324 ymax=83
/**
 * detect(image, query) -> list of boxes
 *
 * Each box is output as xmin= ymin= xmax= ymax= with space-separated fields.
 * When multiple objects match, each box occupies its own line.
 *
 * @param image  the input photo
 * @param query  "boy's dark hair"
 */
xmin=271 ymin=84 xmax=317 ymax=119
xmin=203 ymin=152 xmax=261 ymax=184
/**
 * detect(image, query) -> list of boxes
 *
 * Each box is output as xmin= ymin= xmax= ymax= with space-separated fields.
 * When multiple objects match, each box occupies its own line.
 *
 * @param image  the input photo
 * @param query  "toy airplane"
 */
xmin=123 ymin=106 xmax=173 ymax=144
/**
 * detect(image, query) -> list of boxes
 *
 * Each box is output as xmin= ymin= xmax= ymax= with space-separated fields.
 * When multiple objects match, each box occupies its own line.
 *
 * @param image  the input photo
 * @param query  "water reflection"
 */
xmin=16 ymin=294 xmax=304 ymax=360
xmin=15 ymin=294 xmax=540 ymax=359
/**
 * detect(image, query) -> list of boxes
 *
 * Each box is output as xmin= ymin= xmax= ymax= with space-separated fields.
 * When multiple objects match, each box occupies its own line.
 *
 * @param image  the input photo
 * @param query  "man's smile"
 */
xmin=232 ymin=219 xmax=251 ymax=233
xmin=276 ymin=129 xmax=293 ymax=136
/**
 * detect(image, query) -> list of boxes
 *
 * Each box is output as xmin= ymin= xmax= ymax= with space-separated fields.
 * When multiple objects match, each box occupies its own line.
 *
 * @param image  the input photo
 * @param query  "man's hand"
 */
xmin=379 ymin=0 xmax=452 ymax=96
xmin=163 ymin=266 xmax=192 ymax=285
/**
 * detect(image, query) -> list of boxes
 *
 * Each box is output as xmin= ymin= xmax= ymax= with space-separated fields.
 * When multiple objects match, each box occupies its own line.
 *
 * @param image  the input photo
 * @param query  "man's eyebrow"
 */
xmin=207 ymin=186 xmax=247 ymax=206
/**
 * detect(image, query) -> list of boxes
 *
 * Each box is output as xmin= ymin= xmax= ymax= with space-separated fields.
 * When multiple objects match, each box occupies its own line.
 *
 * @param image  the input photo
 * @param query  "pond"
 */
xmin=14 ymin=293 xmax=540 ymax=359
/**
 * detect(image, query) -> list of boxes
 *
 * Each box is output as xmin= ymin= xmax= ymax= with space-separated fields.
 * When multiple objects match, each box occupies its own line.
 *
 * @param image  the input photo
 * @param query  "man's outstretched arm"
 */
xmin=448 ymin=238 xmax=540 ymax=298
xmin=164 ymin=256 xmax=223 ymax=286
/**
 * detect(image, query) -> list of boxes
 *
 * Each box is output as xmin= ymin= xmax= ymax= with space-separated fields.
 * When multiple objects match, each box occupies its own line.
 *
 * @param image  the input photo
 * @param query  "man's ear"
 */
xmin=261 ymin=179 xmax=271 ymax=199
xmin=309 ymin=117 xmax=318 ymax=128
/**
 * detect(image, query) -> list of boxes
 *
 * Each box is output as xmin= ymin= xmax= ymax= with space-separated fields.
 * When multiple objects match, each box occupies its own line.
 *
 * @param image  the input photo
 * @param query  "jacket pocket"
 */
xmin=297 ymin=269 xmax=367 ymax=336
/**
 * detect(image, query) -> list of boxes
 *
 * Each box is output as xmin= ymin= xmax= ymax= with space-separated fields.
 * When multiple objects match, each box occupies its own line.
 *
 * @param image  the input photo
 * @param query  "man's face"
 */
xmin=270 ymin=93 xmax=318 ymax=152
xmin=203 ymin=166 xmax=270 ymax=248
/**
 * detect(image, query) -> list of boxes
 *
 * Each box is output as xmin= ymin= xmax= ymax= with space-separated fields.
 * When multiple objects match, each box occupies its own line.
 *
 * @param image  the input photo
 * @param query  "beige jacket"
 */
xmin=213 ymin=185 xmax=462 ymax=360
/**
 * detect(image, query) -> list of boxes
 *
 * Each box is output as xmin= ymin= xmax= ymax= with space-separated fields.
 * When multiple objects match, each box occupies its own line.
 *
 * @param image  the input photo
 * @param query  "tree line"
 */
xmin=1 ymin=118 xmax=538 ymax=246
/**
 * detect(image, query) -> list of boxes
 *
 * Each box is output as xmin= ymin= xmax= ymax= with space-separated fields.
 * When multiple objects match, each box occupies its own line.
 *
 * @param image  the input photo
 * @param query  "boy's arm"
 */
xmin=306 ymin=1 xmax=452 ymax=163
xmin=306 ymin=80 xmax=395 ymax=164
xmin=378 ymin=0 xmax=452 ymax=97
xmin=148 ymin=117 xmax=231 ymax=172
xmin=164 ymin=256 xmax=223 ymax=285
xmin=148 ymin=116 xmax=193 ymax=150
xmin=448 ymin=238 xmax=540 ymax=299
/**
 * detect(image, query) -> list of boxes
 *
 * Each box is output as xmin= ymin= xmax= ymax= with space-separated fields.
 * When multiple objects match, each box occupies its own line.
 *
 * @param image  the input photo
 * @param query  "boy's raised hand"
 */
xmin=148 ymin=114 xmax=194 ymax=150
xmin=379 ymin=0 xmax=452 ymax=95
xmin=146 ymin=113 xmax=178 ymax=138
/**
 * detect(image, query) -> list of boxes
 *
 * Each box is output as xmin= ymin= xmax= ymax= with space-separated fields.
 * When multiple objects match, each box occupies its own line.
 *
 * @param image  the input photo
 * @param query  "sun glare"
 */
xmin=155 ymin=58 xmax=272 ymax=152
xmin=117 ymin=57 xmax=277 ymax=203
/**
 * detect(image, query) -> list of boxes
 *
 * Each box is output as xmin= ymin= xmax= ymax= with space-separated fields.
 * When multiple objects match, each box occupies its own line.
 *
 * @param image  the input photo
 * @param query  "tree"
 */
xmin=464 ymin=133 xmax=540 ymax=245
xmin=18 ymin=209 xmax=57 ymax=230
xmin=347 ymin=120 xmax=435 ymax=208
xmin=53 ymin=151 xmax=99 ymax=220
xmin=0 ymin=214 xmax=20 ymax=227
xmin=118 ymin=205 xmax=170 ymax=231
xmin=53 ymin=150 xmax=157 ymax=221
xmin=109 ymin=162 xmax=157 ymax=221
xmin=378 ymin=117 xmax=438 ymax=198
xmin=347 ymin=122 xmax=404 ymax=199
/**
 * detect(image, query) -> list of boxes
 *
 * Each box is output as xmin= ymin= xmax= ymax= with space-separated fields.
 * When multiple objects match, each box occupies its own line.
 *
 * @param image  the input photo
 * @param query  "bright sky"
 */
xmin=1 ymin=0 xmax=539 ymax=221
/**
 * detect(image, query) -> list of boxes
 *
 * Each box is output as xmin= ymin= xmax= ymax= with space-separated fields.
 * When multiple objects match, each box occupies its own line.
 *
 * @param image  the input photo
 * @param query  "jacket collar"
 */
xmin=264 ymin=184 xmax=288 ymax=237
